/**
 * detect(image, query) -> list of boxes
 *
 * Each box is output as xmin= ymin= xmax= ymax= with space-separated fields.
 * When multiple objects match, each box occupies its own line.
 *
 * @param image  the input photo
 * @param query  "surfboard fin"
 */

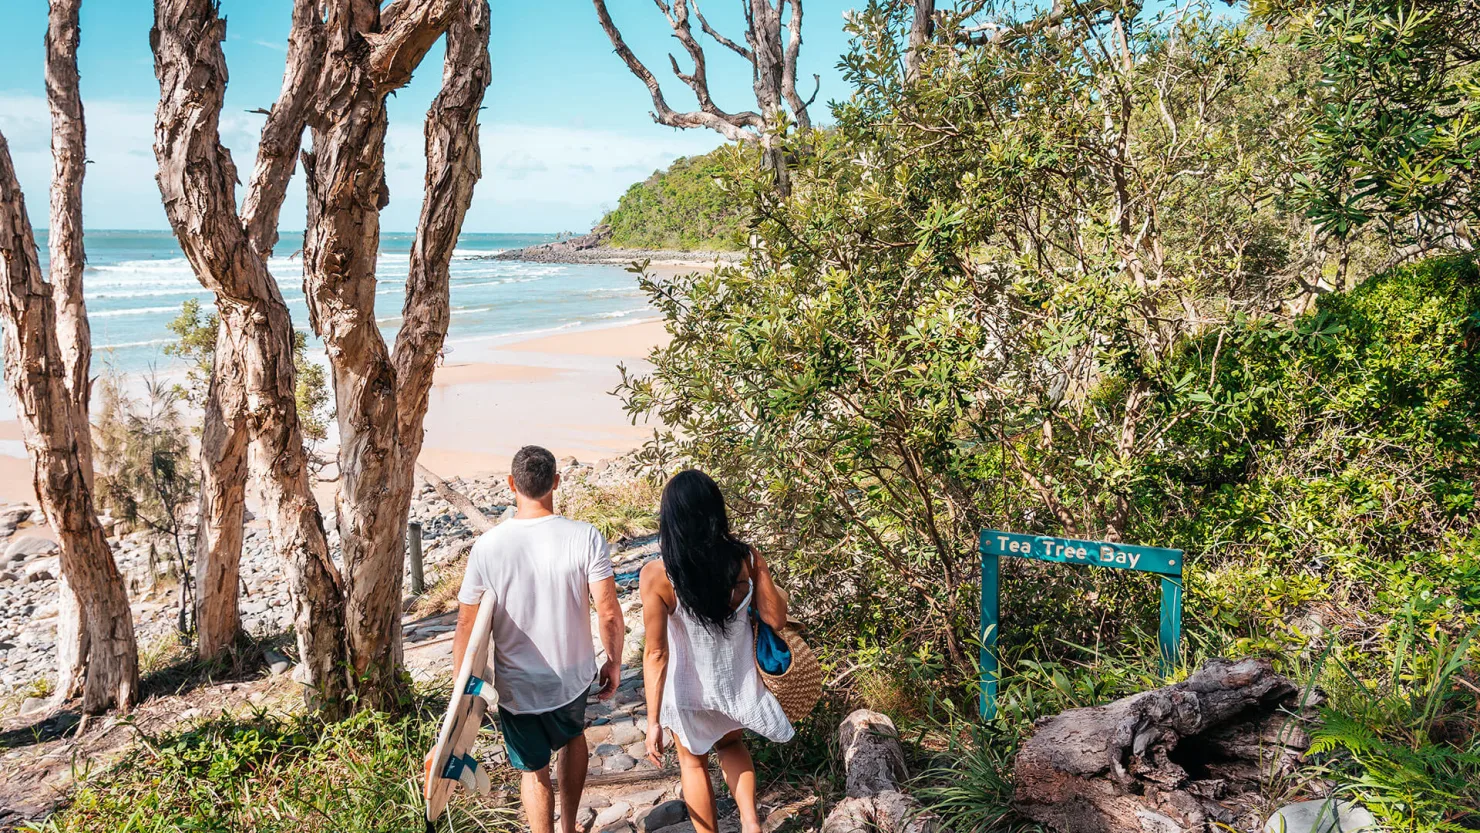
xmin=463 ymin=675 xmax=498 ymax=708
xmin=453 ymin=754 xmax=490 ymax=795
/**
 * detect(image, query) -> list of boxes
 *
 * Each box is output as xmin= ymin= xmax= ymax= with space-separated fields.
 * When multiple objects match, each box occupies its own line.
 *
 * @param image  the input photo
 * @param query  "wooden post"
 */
xmin=408 ymin=521 xmax=425 ymax=596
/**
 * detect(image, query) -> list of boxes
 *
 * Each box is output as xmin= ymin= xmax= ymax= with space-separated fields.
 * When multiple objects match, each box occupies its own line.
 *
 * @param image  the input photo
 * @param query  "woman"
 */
xmin=640 ymin=469 xmax=793 ymax=833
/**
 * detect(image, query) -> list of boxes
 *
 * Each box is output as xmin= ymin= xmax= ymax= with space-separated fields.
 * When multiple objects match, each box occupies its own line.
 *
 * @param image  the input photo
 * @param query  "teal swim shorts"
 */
xmin=497 ymin=691 xmax=588 ymax=772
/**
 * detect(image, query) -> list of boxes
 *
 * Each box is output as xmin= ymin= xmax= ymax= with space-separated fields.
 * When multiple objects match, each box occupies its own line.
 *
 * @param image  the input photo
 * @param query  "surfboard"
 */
xmin=424 ymin=591 xmax=498 ymax=825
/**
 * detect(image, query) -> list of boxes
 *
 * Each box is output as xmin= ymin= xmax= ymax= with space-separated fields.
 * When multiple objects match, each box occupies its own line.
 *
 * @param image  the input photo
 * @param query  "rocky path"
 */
xmin=403 ymin=535 xmax=815 ymax=833
xmin=0 ymin=457 xmax=817 ymax=830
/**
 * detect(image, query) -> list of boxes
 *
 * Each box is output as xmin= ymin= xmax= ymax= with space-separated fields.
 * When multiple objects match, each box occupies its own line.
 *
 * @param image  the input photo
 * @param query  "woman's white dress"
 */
xmin=659 ymin=581 xmax=795 ymax=754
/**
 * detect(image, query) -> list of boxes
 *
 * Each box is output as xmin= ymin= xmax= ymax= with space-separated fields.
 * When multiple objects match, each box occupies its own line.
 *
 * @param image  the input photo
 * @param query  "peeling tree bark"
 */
xmin=190 ymin=324 xmax=249 ymax=660
xmin=172 ymin=0 xmax=326 ymax=664
xmin=0 ymin=134 xmax=138 ymax=714
xmin=1012 ymin=658 xmax=1314 ymax=833
xmin=45 ymin=0 xmax=94 ymax=704
xmin=904 ymin=0 xmax=935 ymax=82
xmin=152 ymin=0 xmax=351 ymax=708
xmin=301 ymin=0 xmax=491 ymax=710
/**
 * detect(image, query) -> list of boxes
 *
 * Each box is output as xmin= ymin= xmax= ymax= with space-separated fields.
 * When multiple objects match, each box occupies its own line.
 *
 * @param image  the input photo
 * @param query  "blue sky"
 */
xmin=0 ymin=1 xmax=861 ymax=233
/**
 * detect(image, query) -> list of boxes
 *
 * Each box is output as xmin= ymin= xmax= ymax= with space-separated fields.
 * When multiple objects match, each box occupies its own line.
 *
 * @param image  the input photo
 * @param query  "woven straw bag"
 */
xmin=755 ymin=620 xmax=823 ymax=723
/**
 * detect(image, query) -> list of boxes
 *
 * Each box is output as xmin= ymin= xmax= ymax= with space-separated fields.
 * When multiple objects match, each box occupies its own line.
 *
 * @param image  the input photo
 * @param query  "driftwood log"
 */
xmin=1013 ymin=658 xmax=1315 ymax=833
xmin=822 ymin=710 xmax=937 ymax=833
xmin=416 ymin=464 xmax=495 ymax=533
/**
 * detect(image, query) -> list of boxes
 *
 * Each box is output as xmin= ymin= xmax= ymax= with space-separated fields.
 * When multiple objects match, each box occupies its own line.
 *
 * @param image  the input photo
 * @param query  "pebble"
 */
xmin=604 ymin=753 xmax=637 ymax=772
xmin=594 ymin=802 xmax=633 ymax=828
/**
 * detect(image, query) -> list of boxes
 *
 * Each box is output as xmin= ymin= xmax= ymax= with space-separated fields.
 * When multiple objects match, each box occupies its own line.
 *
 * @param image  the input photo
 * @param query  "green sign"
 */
xmin=978 ymin=529 xmax=1184 ymax=719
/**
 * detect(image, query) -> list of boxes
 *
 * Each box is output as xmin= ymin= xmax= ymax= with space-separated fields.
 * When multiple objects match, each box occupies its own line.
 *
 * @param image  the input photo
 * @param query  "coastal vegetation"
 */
xmin=615 ymin=0 xmax=1479 ymax=829
xmin=600 ymin=149 xmax=747 ymax=251
xmin=0 ymin=0 xmax=1477 ymax=830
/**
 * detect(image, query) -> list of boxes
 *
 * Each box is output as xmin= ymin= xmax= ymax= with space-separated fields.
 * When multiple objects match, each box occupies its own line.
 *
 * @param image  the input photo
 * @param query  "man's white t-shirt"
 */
xmin=457 ymin=514 xmax=613 ymax=714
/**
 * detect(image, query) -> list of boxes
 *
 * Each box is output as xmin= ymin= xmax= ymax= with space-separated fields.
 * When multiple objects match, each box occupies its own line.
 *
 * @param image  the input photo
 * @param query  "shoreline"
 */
xmin=489 ymin=241 xmax=741 ymax=269
xmin=0 ymin=317 xmax=672 ymax=506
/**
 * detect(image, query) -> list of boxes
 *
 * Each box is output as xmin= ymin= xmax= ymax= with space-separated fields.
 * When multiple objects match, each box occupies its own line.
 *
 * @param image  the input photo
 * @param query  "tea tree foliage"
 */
xmin=623 ymin=0 xmax=1348 ymax=662
xmin=1256 ymin=0 xmax=1480 ymax=243
xmin=165 ymin=299 xmax=333 ymax=446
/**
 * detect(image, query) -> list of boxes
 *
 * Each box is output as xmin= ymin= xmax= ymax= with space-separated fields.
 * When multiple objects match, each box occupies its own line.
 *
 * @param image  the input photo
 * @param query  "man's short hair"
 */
xmin=511 ymin=445 xmax=558 ymax=498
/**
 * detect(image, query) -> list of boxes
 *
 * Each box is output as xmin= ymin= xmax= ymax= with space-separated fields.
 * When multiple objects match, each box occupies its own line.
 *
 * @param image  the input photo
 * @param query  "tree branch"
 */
xmin=692 ymin=0 xmax=753 ymax=59
xmin=959 ymin=0 xmax=1126 ymax=47
xmin=241 ymin=0 xmax=324 ymax=257
xmin=593 ymin=0 xmax=763 ymax=142
xmin=780 ymin=0 xmax=811 ymax=130
xmin=368 ymin=0 xmax=454 ymax=94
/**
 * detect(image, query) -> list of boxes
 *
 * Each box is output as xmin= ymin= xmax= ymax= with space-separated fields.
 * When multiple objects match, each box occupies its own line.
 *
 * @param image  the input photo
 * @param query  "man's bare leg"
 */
xmin=557 ymin=734 xmax=589 ymax=833
xmin=522 ymin=765 xmax=555 ymax=833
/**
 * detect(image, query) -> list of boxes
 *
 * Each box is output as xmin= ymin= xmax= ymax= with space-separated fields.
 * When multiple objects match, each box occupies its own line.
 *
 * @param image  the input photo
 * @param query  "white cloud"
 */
xmin=1 ymin=92 xmax=723 ymax=233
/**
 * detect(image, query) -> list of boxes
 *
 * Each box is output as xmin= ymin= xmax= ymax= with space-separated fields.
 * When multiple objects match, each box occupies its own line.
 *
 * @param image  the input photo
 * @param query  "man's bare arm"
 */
xmin=451 ymin=602 xmax=480 ymax=677
xmin=591 ymin=576 xmax=624 ymax=698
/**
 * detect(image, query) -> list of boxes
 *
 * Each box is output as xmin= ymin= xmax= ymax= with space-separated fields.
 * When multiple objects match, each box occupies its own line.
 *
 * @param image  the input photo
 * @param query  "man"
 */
xmin=453 ymin=445 xmax=624 ymax=833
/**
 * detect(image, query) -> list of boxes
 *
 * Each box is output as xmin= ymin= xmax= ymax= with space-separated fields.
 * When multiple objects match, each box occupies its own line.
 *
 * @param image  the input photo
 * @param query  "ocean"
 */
xmin=27 ymin=229 xmax=656 ymax=376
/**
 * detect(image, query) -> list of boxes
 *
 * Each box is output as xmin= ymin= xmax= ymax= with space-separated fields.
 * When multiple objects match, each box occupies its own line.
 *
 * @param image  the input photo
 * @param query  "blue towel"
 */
xmin=753 ymin=616 xmax=793 ymax=675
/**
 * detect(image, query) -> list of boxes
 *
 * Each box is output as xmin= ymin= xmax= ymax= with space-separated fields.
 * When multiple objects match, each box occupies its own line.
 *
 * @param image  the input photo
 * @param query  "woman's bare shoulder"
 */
xmin=639 ymin=559 xmax=670 ymax=589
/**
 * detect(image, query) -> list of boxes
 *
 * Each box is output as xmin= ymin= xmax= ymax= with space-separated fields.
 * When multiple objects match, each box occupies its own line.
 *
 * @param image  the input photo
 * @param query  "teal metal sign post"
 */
xmin=978 ymin=530 xmax=1184 ymax=719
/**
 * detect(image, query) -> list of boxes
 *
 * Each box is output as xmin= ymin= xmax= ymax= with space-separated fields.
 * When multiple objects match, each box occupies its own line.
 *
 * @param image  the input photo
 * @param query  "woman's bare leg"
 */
xmin=674 ymin=735 xmax=718 ymax=833
xmin=713 ymin=730 xmax=761 ymax=833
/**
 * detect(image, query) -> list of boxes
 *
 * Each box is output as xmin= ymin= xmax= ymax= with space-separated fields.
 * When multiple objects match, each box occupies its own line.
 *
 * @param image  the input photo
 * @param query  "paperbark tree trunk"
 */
xmin=45 ymin=0 xmax=95 ymax=704
xmin=748 ymin=0 xmax=792 ymax=194
xmin=905 ymin=0 xmax=935 ymax=82
xmin=152 ymin=0 xmax=352 ymax=709
xmin=0 ymin=134 xmax=139 ymax=714
xmin=301 ymin=0 xmax=489 ymax=711
xmin=191 ymin=324 xmax=249 ymax=660
xmin=172 ymin=0 xmax=327 ymax=664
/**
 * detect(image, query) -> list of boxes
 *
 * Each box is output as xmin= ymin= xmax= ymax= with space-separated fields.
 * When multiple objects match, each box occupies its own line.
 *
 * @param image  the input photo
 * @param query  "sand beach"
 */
xmin=0 ymin=317 xmax=672 ymax=507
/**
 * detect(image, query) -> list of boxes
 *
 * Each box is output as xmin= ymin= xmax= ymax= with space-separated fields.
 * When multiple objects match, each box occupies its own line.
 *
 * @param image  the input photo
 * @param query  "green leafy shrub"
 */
xmin=1308 ymin=618 xmax=1480 ymax=833
xmin=1140 ymin=255 xmax=1480 ymax=661
xmin=600 ymin=148 xmax=746 ymax=251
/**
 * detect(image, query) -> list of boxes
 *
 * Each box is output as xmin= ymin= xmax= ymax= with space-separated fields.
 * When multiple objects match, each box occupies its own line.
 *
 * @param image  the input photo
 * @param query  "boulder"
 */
xmin=263 ymin=648 xmax=293 ymax=676
xmin=1264 ymin=800 xmax=1379 ymax=833
xmin=5 ymin=537 xmax=57 ymax=562
xmin=635 ymin=800 xmax=687 ymax=833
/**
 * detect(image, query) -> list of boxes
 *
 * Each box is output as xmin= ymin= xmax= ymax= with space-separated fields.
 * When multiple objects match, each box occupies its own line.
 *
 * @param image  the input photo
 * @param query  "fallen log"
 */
xmin=822 ymin=710 xmax=938 ymax=833
xmin=1013 ymin=658 xmax=1316 ymax=833
xmin=416 ymin=463 xmax=495 ymax=533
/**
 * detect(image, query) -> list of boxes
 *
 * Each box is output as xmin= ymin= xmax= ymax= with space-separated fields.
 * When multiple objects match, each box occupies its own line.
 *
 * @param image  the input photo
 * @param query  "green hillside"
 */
xmin=600 ymin=148 xmax=746 ymax=251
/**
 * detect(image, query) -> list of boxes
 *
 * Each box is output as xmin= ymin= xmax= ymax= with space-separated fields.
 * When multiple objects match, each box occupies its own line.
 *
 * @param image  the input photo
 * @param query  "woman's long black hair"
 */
xmin=659 ymin=469 xmax=748 ymax=634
